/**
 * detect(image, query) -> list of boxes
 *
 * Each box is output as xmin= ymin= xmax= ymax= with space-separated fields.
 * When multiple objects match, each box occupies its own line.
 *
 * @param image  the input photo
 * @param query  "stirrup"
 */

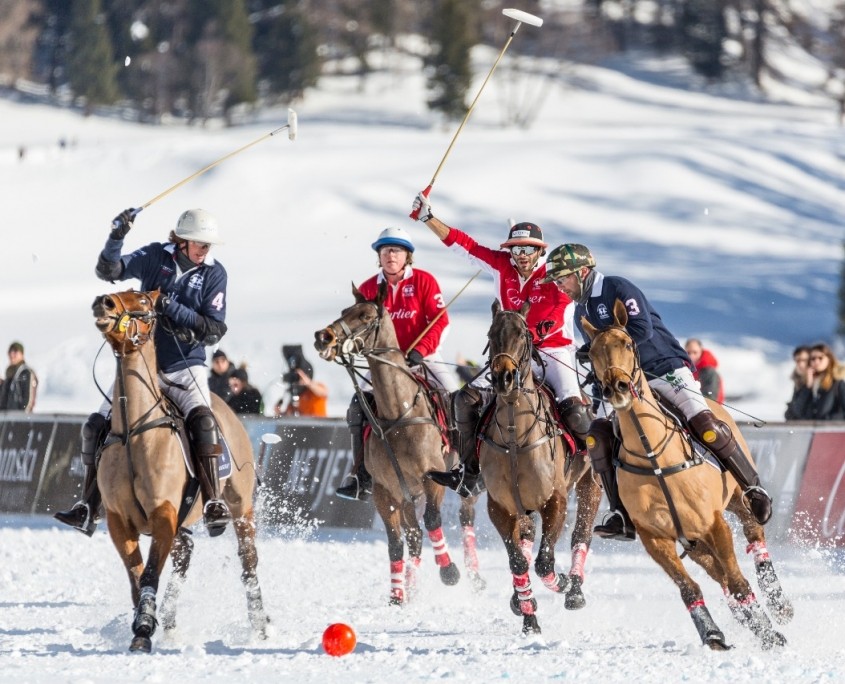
xmin=53 ymin=502 xmax=98 ymax=537
xmin=335 ymin=474 xmax=372 ymax=502
xmin=593 ymin=510 xmax=636 ymax=541
xmin=742 ymin=485 xmax=773 ymax=525
xmin=203 ymin=499 xmax=231 ymax=537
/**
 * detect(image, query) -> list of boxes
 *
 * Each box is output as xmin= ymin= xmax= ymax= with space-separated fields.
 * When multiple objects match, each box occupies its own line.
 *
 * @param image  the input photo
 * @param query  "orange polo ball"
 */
xmin=322 ymin=623 xmax=356 ymax=656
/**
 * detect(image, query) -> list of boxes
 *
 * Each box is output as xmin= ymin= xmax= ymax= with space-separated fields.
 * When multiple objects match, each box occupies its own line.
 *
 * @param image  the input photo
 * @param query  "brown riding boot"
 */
xmin=187 ymin=406 xmax=231 ymax=537
xmin=588 ymin=418 xmax=636 ymax=541
xmin=336 ymin=393 xmax=373 ymax=501
xmin=688 ymin=411 xmax=773 ymax=525
xmin=54 ymin=412 xmax=108 ymax=537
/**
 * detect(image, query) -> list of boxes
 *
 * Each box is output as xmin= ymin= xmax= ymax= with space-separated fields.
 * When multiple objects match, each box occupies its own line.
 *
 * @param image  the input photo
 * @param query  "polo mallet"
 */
xmin=405 ymin=269 xmax=482 ymax=354
xmin=118 ymin=108 xmax=298 ymax=226
xmin=410 ymin=8 xmax=543 ymax=219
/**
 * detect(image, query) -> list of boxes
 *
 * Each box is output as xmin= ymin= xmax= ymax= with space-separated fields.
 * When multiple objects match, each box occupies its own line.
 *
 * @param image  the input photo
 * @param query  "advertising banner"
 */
xmin=0 ymin=415 xmax=56 ymax=514
xmin=790 ymin=431 xmax=845 ymax=547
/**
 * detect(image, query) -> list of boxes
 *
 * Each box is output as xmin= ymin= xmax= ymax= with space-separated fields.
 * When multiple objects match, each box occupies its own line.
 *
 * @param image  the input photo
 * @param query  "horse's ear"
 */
xmin=352 ymin=282 xmax=366 ymax=303
xmin=491 ymin=300 xmax=501 ymax=317
xmin=376 ymin=280 xmax=388 ymax=308
xmin=613 ymin=299 xmax=628 ymax=327
xmin=581 ymin=316 xmax=598 ymax=341
xmin=149 ymin=289 xmax=161 ymax=307
xmin=520 ymin=300 xmax=531 ymax=318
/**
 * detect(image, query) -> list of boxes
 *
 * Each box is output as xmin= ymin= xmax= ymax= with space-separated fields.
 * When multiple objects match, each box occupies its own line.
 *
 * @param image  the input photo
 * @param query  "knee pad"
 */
xmin=586 ymin=418 xmax=616 ymax=474
xmin=688 ymin=410 xmax=733 ymax=450
xmin=187 ymin=406 xmax=219 ymax=445
xmin=81 ymin=413 xmax=109 ymax=465
xmin=347 ymin=391 xmax=373 ymax=429
xmin=559 ymin=397 xmax=594 ymax=438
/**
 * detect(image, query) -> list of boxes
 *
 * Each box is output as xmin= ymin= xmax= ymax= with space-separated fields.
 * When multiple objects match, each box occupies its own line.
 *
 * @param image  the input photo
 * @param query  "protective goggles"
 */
xmin=509 ymin=245 xmax=539 ymax=256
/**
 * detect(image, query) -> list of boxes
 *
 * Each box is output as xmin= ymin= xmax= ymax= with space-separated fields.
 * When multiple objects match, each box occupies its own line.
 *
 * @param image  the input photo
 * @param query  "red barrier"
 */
xmin=790 ymin=432 xmax=845 ymax=547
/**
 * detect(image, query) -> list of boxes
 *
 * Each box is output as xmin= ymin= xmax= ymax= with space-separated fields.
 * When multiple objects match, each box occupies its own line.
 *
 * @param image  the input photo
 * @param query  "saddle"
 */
xmin=476 ymin=382 xmax=576 ymax=459
xmin=611 ymin=396 xmax=716 ymax=475
xmin=361 ymin=373 xmax=452 ymax=454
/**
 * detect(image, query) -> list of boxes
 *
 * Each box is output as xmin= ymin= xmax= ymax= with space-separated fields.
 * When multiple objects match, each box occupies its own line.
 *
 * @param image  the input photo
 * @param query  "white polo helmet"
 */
xmin=175 ymin=208 xmax=224 ymax=245
xmin=372 ymin=226 xmax=415 ymax=253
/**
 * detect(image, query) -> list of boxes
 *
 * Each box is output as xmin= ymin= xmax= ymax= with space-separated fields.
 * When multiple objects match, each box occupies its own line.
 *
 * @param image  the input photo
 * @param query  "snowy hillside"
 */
xmin=1 ymin=53 xmax=843 ymax=421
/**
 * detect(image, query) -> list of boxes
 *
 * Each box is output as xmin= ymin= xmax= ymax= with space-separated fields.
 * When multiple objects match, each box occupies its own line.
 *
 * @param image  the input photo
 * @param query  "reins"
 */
xmin=593 ymin=327 xmax=701 ymax=555
xmin=325 ymin=301 xmax=441 ymax=506
xmin=486 ymin=310 xmax=559 ymax=516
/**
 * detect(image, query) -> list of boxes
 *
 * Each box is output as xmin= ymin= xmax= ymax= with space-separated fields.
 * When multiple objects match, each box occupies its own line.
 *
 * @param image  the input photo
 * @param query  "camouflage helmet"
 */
xmin=542 ymin=243 xmax=596 ymax=282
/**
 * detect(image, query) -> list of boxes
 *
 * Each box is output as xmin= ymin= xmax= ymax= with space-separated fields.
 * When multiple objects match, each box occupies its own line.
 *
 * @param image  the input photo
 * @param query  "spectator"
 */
xmin=275 ymin=364 xmax=329 ymax=418
xmin=684 ymin=338 xmax=724 ymax=403
xmin=209 ymin=349 xmax=234 ymax=402
xmin=785 ymin=343 xmax=845 ymax=421
xmin=0 ymin=341 xmax=38 ymax=412
xmin=227 ymin=367 xmax=263 ymax=415
xmin=789 ymin=345 xmax=811 ymax=391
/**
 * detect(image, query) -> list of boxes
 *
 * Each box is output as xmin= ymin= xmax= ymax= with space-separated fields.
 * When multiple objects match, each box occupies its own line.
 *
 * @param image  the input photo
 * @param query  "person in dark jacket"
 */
xmin=209 ymin=349 xmax=234 ymax=402
xmin=55 ymin=207 xmax=232 ymax=537
xmin=543 ymin=243 xmax=773 ymax=541
xmin=227 ymin=367 xmax=263 ymax=415
xmin=685 ymin=338 xmax=724 ymax=403
xmin=785 ymin=343 xmax=845 ymax=420
xmin=0 ymin=341 xmax=38 ymax=412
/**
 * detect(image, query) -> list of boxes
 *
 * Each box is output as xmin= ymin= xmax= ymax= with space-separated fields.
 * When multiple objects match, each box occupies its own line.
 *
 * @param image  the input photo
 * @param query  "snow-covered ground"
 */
xmin=2 ymin=517 xmax=845 ymax=682
xmin=1 ymin=37 xmax=845 ymax=680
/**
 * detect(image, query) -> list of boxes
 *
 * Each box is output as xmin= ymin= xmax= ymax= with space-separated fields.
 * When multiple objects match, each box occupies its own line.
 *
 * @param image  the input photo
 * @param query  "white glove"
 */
xmin=412 ymin=191 xmax=433 ymax=222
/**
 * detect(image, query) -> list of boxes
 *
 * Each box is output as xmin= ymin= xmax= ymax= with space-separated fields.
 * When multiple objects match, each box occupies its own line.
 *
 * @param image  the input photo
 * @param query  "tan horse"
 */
xmin=314 ymin=283 xmax=484 ymax=604
xmin=93 ymin=289 xmax=269 ymax=652
xmin=582 ymin=298 xmax=789 ymax=650
xmin=481 ymin=301 xmax=602 ymax=634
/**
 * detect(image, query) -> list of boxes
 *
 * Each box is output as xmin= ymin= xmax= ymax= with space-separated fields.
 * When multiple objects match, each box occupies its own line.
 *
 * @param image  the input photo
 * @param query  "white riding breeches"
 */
xmin=98 ymin=365 xmax=213 ymax=418
xmin=647 ymin=365 xmax=709 ymax=421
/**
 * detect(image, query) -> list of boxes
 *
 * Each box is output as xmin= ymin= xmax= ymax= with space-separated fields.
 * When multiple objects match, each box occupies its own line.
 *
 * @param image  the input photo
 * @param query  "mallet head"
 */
xmin=502 ymin=8 xmax=543 ymax=27
xmin=287 ymin=108 xmax=298 ymax=141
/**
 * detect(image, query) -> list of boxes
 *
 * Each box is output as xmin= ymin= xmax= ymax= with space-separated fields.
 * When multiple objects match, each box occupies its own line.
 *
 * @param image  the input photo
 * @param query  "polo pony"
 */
xmin=481 ymin=301 xmax=602 ymax=634
xmin=93 ymin=289 xmax=269 ymax=652
xmin=583 ymin=298 xmax=790 ymax=649
xmin=314 ymin=283 xmax=484 ymax=604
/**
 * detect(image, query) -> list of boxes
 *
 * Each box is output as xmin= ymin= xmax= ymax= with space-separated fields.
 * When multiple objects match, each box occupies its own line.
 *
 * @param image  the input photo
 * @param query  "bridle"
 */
xmin=485 ymin=309 xmax=558 ymax=516
xmin=97 ymin=291 xmax=157 ymax=357
xmin=589 ymin=324 xmax=701 ymax=553
xmin=319 ymin=299 xmax=439 ymax=505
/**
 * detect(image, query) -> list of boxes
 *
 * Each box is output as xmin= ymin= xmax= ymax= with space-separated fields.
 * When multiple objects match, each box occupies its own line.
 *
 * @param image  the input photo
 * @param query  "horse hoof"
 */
xmin=440 ymin=562 xmax=460 ymax=586
xmin=761 ymin=630 xmax=787 ymax=650
xmin=129 ymin=636 xmax=152 ymax=653
xmin=564 ymin=575 xmax=586 ymax=611
xmin=522 ymin=615 xmax=541 ymax=635
xmin=705 ymin=633 xmax=732 ymax=651
xmin=468 ymin=571 xmax=487 ymax=593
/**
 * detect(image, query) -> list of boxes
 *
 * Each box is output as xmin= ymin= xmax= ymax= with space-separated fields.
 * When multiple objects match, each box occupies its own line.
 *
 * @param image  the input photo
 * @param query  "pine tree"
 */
xmin=251 ymin=0 xmax=320 ymax=100
xmin=66 ymin=0 xmax=120 ymax=111
xmin=681 ymin=0 xmax=727 ymax=80
xmin=426 ymin=0 xmax=479 ymax=120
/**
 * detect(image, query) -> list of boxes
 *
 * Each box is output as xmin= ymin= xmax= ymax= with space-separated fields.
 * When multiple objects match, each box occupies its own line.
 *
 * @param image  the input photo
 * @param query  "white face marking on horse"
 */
xmin=403 ymin=401 xmax=409 ymax=409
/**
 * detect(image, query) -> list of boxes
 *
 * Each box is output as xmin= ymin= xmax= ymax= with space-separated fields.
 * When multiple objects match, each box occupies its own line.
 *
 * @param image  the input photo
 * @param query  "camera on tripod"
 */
xmin=281 ymin=345 xmax=311 ymax=414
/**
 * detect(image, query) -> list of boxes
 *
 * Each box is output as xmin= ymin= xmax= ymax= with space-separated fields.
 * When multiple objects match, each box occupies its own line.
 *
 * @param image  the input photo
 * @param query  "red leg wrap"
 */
xmin=428 ymin=527 xmax=452 ymax=568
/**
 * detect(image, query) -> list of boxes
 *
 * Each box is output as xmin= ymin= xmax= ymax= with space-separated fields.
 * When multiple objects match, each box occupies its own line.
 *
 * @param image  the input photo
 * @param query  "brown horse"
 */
xmin=314 ymin=283 xmax=484 ymax=604
xmin=582 ymin=298 xmax=790 ymax=649
xmin=481 ymin=301 xmax=602 ymax=634
xmin=93 ymin=289 xmax=269 ymax=652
